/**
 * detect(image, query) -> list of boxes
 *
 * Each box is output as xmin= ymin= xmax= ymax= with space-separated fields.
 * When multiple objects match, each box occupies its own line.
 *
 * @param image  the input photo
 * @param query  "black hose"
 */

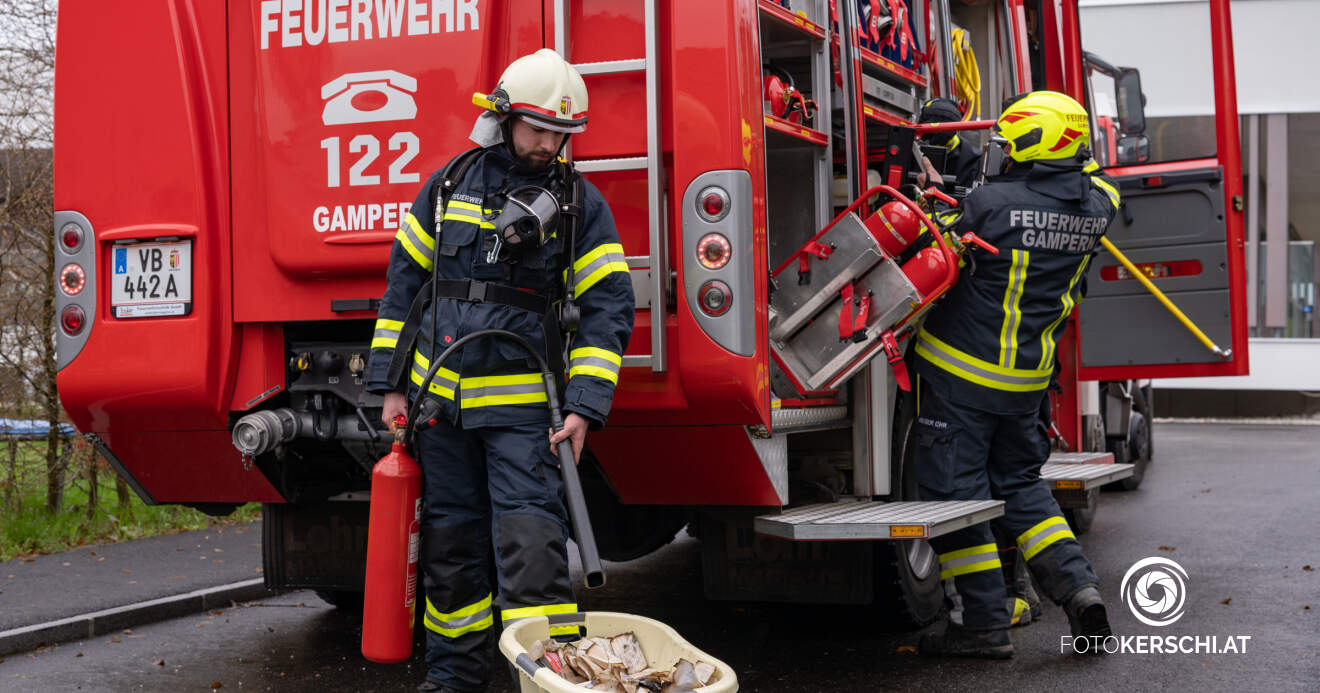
xmin=405 ymin=328 xmax=605 ymax=589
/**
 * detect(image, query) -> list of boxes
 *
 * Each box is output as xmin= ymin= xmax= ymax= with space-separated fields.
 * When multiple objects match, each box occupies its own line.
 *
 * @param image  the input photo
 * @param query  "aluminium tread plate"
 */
xmin=1042 ymin=462 xmax=1135 ymax=490
xmin=770 ymin=405 xmax=849 ymax=430
xmin=1047 ymin=451 xmax=1115 ymax=465
xmin=754 ymin=499 xmax=1003 ymax=541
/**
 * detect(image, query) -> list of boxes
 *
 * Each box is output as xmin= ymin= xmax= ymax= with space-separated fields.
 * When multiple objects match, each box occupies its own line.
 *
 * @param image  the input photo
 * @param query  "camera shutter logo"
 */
xmin=1120 ymin=557 xmax=1189 ymax=627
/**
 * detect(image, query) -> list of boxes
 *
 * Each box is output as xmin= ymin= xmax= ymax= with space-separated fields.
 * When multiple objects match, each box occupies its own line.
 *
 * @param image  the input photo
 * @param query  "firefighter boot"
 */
xmin=1008 ymin=555 xmax=1043 ymax=627
xmin=1065 ymin=585 xmax=1112 ymax=655
xmin=919 ymin=623 xmax=1014 ymax=660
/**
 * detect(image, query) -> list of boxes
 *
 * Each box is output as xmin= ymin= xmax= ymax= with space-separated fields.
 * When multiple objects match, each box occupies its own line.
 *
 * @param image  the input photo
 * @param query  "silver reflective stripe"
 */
xmin=374 ymin=326 xmax=401 ymax=342
xmin=1020 ymin=521 xmax=1073 ymax=559
xmin=918 ymin=335 xmax=1050 ymax=387
xmin=570 ymin=355 xmax=620 ymax=374
xmin=401 ymin=219 xmax=435 ymax=264
xmin=412 ymin=362 xmax=459 ymax=392
xmin=428 ymin=606 xmax=493 ymax=631
xmin=444 ymin=209 xmax=486 ymax=224
xmin=576 ymin=249 xmax=627 ymax=283
xmin=940 ymin=549 xmax=998 ymax=574
xmin=461 ymin=382 xmax=545 ymax=398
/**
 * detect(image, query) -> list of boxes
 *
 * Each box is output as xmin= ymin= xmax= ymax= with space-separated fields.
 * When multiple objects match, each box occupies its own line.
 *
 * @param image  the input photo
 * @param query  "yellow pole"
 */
xmin=1098 ymin=236 xmax=1230 ymax=360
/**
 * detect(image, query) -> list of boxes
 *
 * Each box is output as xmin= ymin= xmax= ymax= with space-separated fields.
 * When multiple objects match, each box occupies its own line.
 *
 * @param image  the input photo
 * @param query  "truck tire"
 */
xmin=315 ymin=589 xmax=364 ymax=611
xmin=578 ymin=452 xmax=686 ymax=562
xmin=1108 ymin=411 xmax=1150 ymax=491
xmin=871 ymin=414 xmax=945 ymax=629
xmin=1062 ymin=489 xmax=1098 ymax=535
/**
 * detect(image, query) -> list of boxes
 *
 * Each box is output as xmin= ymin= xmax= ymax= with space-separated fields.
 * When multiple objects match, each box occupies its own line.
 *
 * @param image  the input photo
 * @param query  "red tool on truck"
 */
xmin=56 ymin=0 xmax=1247 ymax=625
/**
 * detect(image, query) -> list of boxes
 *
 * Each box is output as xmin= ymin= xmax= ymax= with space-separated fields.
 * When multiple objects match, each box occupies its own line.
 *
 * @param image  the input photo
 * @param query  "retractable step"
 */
xmin=1042 ymin=460 xmax=1135 ymax=491
xmin=1042 ymin=451 xmax=1133 ymax=509
xmin=749 ymin=401 xmax=850 ymax=437
xmin=754 ymin=499 xmax=1003 ymax=541
xmin=1047 ymin=451 xmax=1115 ymax=465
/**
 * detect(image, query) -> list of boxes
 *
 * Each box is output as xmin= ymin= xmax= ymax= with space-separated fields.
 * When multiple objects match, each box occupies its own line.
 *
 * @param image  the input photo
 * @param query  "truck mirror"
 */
xmin=1116 ymin=134 xmax=1150 ymax=165
xmin=1116 ymin=68 xmax=1146 ymax=135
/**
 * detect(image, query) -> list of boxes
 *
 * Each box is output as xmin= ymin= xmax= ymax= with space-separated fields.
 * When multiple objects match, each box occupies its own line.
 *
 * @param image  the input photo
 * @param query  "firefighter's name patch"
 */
xmin=1008 ymin=208 xmax=1109 ymax=253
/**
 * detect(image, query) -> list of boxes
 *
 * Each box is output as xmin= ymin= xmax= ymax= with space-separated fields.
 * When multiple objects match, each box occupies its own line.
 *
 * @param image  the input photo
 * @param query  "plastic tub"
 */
xmin=498 ymin=611 xmax=738 ymax=692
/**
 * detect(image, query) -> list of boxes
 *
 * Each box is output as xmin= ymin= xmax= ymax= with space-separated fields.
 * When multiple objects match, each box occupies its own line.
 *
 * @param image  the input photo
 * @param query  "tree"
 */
xmin=0 ymin=0 xmax=61 ymax=512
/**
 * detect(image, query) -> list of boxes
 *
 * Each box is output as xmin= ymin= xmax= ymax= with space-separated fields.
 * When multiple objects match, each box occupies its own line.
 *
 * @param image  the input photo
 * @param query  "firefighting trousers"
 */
xmin=913 ymin=377 xmax=1098 ymax=631
xmin=416 ymin=418 xmax=577 ymax=692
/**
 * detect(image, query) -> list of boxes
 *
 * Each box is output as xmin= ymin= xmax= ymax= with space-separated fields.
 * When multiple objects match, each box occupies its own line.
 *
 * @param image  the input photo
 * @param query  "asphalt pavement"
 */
xmin=0 ymin=522 xmax=274 ymax=654
xmin=1 ymin=422 xmax=1317 ymax=691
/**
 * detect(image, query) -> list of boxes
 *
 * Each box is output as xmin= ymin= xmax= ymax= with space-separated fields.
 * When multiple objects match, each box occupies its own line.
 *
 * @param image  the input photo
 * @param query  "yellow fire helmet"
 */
xmin=996 ymin=90 xmax=1090 ymax=162
xmin=473 ymin=48 xmax=589 ymax=133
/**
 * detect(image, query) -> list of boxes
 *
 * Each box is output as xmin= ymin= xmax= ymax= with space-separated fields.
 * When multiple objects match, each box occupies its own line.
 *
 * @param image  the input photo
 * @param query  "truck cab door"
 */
xmin=1075 ymin=0 xmax=1247 ymax=380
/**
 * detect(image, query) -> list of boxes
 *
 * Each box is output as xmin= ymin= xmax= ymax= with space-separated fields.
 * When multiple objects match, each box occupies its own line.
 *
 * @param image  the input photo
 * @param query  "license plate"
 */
xmin=110 ymin=240 xmax=192 ymax=318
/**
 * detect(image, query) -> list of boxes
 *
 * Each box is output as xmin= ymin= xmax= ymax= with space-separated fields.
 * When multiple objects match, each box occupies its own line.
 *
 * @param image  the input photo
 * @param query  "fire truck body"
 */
xmin=54 ymin=0 xmax=1246 ymax=615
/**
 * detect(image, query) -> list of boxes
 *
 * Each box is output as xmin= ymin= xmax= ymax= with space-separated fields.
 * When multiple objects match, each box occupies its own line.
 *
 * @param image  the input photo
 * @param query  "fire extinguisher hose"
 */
xmin=1098 ymin=236 xmax=1231 ymax=359
xmin=405 ymin=328 xmax=607 ymax=588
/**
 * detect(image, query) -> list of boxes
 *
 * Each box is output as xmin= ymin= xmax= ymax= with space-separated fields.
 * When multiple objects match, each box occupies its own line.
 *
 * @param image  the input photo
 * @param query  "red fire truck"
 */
xmin=54 ymin=0 xmax=1246 ymax=623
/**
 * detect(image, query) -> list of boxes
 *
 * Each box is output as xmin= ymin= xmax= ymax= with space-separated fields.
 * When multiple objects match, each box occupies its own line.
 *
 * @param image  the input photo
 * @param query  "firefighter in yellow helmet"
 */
xmin=911 ymin=91 xmax=1121 ymax=658
xmin=367 ymin=49 xmax=634 ymax=691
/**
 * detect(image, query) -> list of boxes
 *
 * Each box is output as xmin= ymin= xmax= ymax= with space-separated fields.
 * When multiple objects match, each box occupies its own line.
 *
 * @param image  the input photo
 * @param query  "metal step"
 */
xmin=754 ymin=499 xmax=1003 ymax=541
xmin=750 ymin=403 xmax=850 ymax=437
xmin=1047 ymin=451 xmax=1115 ymax=465
xmin=1042 ymin=461 xmax=1135 ymax=491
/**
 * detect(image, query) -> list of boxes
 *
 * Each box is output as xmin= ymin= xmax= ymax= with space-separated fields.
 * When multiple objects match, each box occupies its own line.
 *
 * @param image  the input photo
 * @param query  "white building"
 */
xmin=1080 ymin=0 xmax=1320 ymax=410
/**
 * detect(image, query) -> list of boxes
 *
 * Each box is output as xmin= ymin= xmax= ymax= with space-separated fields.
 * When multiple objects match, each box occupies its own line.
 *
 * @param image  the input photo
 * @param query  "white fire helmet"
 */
xmin=472 ymin=48 xmax=588 ymax=133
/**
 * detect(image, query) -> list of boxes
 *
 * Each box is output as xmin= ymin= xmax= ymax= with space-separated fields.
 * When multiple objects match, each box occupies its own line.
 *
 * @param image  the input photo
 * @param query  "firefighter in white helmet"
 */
xmin=367 ymin=48 xmax=634 ymax=693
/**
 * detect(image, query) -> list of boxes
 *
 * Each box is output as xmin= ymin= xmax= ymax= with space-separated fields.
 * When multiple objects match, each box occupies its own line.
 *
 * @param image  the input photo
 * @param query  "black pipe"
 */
xmin=405 ymin=328 xmax=605 ymax=589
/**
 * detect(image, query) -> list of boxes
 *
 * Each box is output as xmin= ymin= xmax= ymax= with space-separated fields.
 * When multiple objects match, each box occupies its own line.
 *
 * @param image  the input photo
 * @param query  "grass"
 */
xmin=0 ymin=439 xmax=260 ymax=562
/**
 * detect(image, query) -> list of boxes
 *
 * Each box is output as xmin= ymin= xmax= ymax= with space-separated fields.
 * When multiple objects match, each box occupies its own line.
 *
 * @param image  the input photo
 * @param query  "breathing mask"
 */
xmin=485 ymin=185 xmax=562 ymax=263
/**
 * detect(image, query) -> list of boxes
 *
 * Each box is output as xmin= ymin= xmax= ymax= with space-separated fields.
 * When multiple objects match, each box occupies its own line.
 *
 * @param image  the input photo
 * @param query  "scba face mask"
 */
xmin=484 ymin=185 xmax=562 ymax=263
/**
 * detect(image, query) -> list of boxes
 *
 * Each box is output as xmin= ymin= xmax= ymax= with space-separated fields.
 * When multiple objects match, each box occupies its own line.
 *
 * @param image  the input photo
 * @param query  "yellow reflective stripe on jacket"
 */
xmin=938 ymin=543 xmax=1002 ymax=580
xmin=1017 ymin=516 xmax=1076 ymax=561
xmin=411 ymin=350 xmax=459 ymax=399
xmin=396 ymin=212 xmax=435 ymax=271
xmin=425 ymin=594 xmax=494 ymax=638
xmin=915 ymin=328 xmax=1052 ymax=392
xmin=372 ymin=318 xmax=404 ymax=350
xmin=1037 ymin=256 xmax=1091 ymax=369
xmin=459 ymin=373 xmax=547 ymax=409
xmin=1091 ymin=176 xmax=1121 ymax=209
xmin=568 ymin=346 xmax=622 ymax=386
xmin=571 ymin=243 xmax=629 ymax=296
xmin=442 ymin=200 xmax=496 ymax=228
xmin=998 ymin=249 xmax=1029 ymax=369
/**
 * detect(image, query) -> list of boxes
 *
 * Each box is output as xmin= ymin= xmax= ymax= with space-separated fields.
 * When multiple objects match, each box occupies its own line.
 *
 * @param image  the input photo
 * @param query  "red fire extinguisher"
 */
xmin=361 ymin=415 xmax=422 ymax=663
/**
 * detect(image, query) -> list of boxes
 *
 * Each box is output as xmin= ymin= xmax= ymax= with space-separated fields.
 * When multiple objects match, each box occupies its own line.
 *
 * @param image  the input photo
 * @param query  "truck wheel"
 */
xmin=314 ymin=589 xmax=364 ymax=611
xmin=871 ymin=414 xmax=945 ymax=629
xmin=578 ymin=451 xmax=686 ymax=562
xmin=1062 ymin=489 xmax=1098 ymax=535
xmin=1110 ymin=411 xmax=1150 ymax=491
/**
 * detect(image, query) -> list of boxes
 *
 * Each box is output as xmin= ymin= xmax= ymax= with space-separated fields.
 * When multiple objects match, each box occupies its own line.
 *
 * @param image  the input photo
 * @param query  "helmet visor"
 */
xmin=517 ymin=112 xmax=586 ymax=134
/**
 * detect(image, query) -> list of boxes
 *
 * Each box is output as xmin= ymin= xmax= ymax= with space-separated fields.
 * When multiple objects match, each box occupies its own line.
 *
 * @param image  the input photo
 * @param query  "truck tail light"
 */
xmin=698 ymin=280 xmax=732 ymax=316
xmin=60 ymin=264 xmax=86 ymax=296
xmin=60 ymin=223 xmax=84 ymax=252
xmin=696 ymin=186 xmax=730 ymax=222
xmin=696 ymin=233 xmax=732 ymax=270
xmin=60 ymin=305 xmax=86 ymax=335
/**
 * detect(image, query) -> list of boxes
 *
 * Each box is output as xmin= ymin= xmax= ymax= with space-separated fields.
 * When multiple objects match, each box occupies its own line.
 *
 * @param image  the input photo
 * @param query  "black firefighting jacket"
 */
xmin=913 ymin=159 xmax=1120 ymax=413
xmin=943 ymin=133 xmax=983 ymax=191
xmin=365 ymin=145 xmax=635 ymax=429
